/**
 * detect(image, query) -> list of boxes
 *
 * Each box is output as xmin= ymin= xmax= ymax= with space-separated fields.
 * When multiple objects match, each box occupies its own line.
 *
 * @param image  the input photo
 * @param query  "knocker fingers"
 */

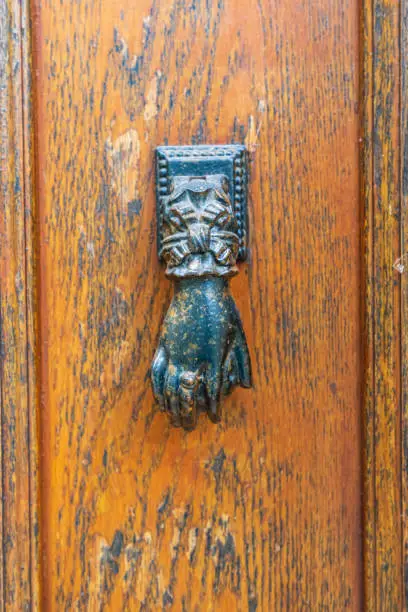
xmin=162 ymin=365 xmax=203 ymax=430
xmin=221 ymin=325 xmax=252 ymax=397
xmin=178 ymin=370 xmax=202 ymax=431
xmin=221 ymin=349 xmax=240 ymax=397
xmin=163 ymin=366 xmax=181 ymax=427
xmin=205 ymin=366 xmax=222 ymax=424
xmin=151 ymin=344 xmax=168 ymax=410
xmin=233 ymin=325 xmax=252 ymax=388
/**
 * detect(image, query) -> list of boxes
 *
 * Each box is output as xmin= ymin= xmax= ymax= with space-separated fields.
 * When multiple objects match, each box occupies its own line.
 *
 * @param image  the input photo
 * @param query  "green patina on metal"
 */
xmin=152 ymin=145 xmax=252 ymax=430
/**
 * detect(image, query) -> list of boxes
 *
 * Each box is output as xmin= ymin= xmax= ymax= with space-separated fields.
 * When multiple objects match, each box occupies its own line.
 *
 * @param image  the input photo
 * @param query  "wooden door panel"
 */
xmin=33 ymin=0 xmax=363 ymax=609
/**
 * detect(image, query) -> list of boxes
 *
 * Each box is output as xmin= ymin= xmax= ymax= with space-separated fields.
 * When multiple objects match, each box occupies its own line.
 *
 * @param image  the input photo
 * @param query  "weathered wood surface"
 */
xmin=0 ymin=0 xmax=40 ymax=609
xmin=401 ymin=0 xmax=408 ymax=607
xmin=33 ymin=0 xmax=363 ymax=609
xmin=362 ymin=0 xmax=405 ymax=609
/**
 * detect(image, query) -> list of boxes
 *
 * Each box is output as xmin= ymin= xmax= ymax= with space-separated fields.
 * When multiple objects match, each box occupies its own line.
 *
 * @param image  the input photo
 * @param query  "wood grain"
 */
xmin=362 ymin=0 xmax=404 ymax=609
xmin=361 ymin=0 xmax=376 ymax=603
xmin=401 ymin=0 xmax=408 ymax=607
xmin=32 ymin=0 xmax=363 ymax=609
xmin=0 ymin=0 xmax=41 ymax=608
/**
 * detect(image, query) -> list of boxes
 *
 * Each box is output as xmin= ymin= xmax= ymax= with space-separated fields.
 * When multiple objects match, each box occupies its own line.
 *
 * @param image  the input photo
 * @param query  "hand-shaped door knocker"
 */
xmin=151 ymin=145 xmax=252 ymax=430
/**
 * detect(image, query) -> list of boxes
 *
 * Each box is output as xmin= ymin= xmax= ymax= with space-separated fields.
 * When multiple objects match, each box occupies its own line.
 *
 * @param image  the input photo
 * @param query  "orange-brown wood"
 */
xmin=402 ymin=3 xmax=408 ymax=608
xmin=32 ymin=1 xmax=364 ymax=608
xmin=0 ymin=0 xmax=41 ymax=608
xmin=0 ymin=0 xmax=404 ymax=608
xmin=0 ymin=0 xmax=405 ymax=608
xmin=362 ymin=0 xmax=405 ymax=608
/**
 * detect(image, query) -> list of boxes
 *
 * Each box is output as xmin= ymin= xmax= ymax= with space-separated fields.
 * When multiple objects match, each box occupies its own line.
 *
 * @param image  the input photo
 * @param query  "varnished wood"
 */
xmin=0 ymin=0 xmax=41 ymax=608
xmin=33 ymin=0 xmax=363 ymax=609
xmin=401 ymin=0 xmax=408 ymax=606
xmin=361 ymin=0 xmax=375 ymax=603
xmin=0 ymin=0 xmax=403 ymax=608
xmin=361 ymin=0 xmax=405 ymax=609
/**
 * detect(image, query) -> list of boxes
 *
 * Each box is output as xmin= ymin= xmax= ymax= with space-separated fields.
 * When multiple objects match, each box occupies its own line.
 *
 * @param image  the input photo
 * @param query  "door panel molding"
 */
xmin=402 ymin=2 xmax=408 ymax=607
xmin=400 ymin=0 xmax=408 ymax=608
xmin=0 ymin=0 xmax=41 ymax=607
xmin=1 ymin=0 xmax=407 ymax=607
xmin=361 ymin=0 xmax=406 ymax=608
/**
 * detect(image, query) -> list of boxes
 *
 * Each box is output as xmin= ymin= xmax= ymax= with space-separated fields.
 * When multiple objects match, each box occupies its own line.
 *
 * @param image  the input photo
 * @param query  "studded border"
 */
xmin=155 ymin=145 xmax=248 ymax=261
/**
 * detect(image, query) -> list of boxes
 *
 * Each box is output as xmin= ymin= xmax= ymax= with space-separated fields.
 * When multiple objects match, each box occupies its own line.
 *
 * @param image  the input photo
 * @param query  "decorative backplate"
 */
xmin=156 ymin=145 xmax=248 ymax=261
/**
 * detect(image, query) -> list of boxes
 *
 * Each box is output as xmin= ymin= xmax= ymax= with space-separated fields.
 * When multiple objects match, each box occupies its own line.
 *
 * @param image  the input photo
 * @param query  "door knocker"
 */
xmin=151 ymin=145 xmax=252 ymax=430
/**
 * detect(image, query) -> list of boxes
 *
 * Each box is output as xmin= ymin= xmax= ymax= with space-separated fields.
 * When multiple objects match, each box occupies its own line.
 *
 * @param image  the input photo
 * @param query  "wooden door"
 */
xmin=0 ymin=0 xmax=406 ymax=609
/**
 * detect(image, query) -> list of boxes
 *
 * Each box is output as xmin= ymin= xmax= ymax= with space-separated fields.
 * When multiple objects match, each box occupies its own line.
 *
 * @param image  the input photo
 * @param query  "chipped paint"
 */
xmin=144 ymin=72 xmax=161 ymax=123
xmin=245 ymin=115 xmax=263 ymax=153
xmin=187 ymin=527 xmax=199 ymax=563
xmin=105 ymin=129 xmax=141 ymax=215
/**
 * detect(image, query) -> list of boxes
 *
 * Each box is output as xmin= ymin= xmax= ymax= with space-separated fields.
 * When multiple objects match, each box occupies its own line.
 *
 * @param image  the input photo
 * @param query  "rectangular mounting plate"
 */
xmin=155 ymin=145 xmax=249 ymax=261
